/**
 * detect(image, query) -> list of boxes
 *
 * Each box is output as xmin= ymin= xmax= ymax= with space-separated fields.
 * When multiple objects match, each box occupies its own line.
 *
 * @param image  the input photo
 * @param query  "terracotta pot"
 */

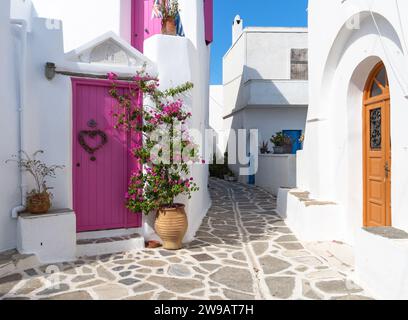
xmin=155 ymin=204 xmax=187 ymax=250
xmin=26 ymin=192 xmax=51 ymax=214
xmin=161 ymin=18 xmax=177 ymax=36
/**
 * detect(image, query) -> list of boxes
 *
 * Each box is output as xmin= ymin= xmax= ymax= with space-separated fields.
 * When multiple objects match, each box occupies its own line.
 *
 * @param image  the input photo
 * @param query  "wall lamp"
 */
xmin=45 ymin=62 xmax=56 ymax=80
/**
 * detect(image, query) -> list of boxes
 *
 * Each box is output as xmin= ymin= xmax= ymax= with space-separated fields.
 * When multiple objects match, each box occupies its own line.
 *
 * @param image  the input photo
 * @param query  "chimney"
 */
xmin=232 ymin=15 xmax=243 ymax=44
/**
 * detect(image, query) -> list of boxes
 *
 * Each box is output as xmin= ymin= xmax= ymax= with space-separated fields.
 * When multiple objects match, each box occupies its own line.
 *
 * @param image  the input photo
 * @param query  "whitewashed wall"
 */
xmin=1 ymin=0 xmax=210 ymax=251
xmin=255 ymin=154 xmax=297 ymax=195
xmin=302 ymin=0 xmax=408 ymax=242
xmin=222 ymin=27 xmax=308 ymax=184
xmin=144 ymin=0 xmax=211 ymax=242
xmin=242 ymin=107 xmax=307 ymax=146
xmin=12 ymin=0 xmax=132 ymax=51
xmin=209 ymin=85 xmax=231 ymax=155
xmin=223 ymin=27 xmax=308 ymax=116
xmin=0 ymin=0 xmax=20 ymax=251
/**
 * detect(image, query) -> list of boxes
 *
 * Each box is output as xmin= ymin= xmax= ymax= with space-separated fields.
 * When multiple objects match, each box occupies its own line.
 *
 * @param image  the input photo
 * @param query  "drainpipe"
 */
xmin=10 ymin=19 xmax=28 ymax=219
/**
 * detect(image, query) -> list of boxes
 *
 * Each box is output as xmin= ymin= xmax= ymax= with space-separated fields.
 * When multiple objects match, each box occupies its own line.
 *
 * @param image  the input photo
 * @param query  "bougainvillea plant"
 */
xmin=107 ymin=69 xmax=200 ymax=215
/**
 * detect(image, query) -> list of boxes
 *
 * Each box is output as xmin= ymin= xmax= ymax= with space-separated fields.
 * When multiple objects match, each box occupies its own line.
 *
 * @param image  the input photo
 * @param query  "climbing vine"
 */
xmin=107 ymin=70 xmax=200 ymax=215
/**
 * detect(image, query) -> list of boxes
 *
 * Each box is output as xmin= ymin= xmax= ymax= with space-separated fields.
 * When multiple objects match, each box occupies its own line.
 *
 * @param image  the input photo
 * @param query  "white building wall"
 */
xmin=227 ymin=107 xmax=307 ymax=181
xmin=245 ymin=29 xmax=308 ymax=81
xmin=144 ymin=0 xmax=211 ymax=242
xmin=222 ymin=26 xmax=308 ymax=186
xmin=209 ymin=85 xmax=231 ymax=155
xmin=223 ymin=27 xmax=308 ymax=115
xmin=302 ymin=0 xmax=408 ymax=241
xmin=223 ymin=32 xmax=246 ymax=116
xmin=256 ymin=154 xmax=297 ymax=195
xmin=1 ymin=0 xmax=210 ymax=251
xmin=243 ymin=107 xmax=307 ymax=145
xmin=21 ymin=0 xmax=132 ymax=52
xmin=0 ymin=0 xmax=20 ymax=251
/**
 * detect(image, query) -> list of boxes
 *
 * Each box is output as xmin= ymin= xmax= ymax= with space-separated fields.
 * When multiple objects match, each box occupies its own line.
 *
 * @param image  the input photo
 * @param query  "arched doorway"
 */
xmin=363 ymin=62 xmax=391 ymax=227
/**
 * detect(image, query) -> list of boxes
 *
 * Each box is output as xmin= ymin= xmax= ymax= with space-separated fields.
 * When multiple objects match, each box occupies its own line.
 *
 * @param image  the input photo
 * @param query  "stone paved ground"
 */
xmin=0 ymin=178 xmax=373 ymax=300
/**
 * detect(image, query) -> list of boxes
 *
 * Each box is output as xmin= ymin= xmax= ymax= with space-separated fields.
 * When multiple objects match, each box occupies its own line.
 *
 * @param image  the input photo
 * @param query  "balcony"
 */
xmin=224 ymin=79 xmax=309 ymax=117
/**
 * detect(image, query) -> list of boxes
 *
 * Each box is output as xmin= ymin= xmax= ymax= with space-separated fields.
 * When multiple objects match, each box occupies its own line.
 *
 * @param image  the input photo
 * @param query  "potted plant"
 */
xmin=159 ymin=0 xmax=180 ymax=36
xmin=270 ymin=132 xmax=287 ymax=154
xmin=6 ymin=150 xmax=65 ymax=214
xmin=260 ymin=141 xmax=270 ymax=154
xmin=109 ymin=71 xmax=199 ymax=250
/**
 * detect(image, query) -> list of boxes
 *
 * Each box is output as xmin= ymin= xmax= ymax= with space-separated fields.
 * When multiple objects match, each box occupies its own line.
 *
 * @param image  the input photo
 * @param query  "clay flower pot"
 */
xmin=26 ymin=192 xmax=51 ymax=214
xmin=155 ymin=204 xmax=188 ymax=250
xmin=161 ymin=18 xmax=177 ymax=36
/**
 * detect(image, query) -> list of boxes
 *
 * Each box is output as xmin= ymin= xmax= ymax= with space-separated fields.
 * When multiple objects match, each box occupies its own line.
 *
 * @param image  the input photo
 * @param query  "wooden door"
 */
xmin=363 ymin=62 xmax=391 ymax=227
xmin=72 ymin=78 xmax=142 ymax=232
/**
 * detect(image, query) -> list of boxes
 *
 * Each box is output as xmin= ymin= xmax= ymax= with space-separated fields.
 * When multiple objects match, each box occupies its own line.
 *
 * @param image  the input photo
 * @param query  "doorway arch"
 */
xmin=363 ymin=61 xmax=391 ymax=227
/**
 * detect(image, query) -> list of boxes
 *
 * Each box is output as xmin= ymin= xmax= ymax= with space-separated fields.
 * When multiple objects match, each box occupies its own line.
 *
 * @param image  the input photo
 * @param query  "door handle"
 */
xmin=385 ymin=161 xmax=390 ymax=178
xmin=76 ymin=163 xmax=81 ymax=168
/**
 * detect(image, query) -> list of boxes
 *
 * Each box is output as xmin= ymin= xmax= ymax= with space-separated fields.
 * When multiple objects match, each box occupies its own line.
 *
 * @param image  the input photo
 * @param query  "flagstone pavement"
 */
xmin=0 ymin=178 xmax=373 ymax=300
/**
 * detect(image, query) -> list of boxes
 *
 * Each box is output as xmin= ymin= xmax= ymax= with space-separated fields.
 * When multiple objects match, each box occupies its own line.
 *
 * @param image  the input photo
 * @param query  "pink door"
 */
xmin=72 ymin=78 xmax=142 ymax=232
xmin=132 ymin=0 xmax=162 ymax=52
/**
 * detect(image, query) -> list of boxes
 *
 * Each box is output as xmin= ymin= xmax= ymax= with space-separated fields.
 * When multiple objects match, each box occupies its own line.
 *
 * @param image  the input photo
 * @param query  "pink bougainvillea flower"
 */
xmin=107 ymin=72 xmax=118 ymax=81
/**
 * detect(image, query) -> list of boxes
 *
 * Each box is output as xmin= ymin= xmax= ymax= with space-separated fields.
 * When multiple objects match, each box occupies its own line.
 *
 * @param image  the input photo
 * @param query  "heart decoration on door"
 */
xmin=78 ymin=129 xmax=108 ymax=161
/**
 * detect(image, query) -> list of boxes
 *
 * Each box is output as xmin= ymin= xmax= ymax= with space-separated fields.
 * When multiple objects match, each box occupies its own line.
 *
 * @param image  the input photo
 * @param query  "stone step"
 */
xmin=0 ymin=250 xmax=40 ymax=278
xmin=77 ymin=228 xmax=140 ymax=241
xmin=76 ymin=234 xmax=145 ymax=258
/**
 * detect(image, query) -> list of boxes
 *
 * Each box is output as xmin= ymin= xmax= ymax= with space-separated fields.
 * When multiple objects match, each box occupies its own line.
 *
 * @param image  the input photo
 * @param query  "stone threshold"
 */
xmin=363 ymin=227 xmax=408 ymax=240
xmin=77 ymin=234 xmax=142 ymax=245
xmin=76 ymin=233 xmax=145 ymax=258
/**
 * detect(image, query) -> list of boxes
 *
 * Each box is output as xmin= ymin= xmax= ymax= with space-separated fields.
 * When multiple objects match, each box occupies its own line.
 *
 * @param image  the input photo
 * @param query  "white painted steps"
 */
xmin=76 ymin=229 xmax=145 ymax=257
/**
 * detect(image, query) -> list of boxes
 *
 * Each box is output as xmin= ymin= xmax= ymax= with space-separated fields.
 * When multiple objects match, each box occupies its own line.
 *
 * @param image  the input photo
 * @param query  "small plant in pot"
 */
xmin=159 ymin=0 xmax=180 ymax=36
xmin=270 ymin=132 xmax=286 ymax=154
xmin=6 ymin=150 xmax=65 ymax=214
xmin=260 ymin=141 xmax=270 ymax=154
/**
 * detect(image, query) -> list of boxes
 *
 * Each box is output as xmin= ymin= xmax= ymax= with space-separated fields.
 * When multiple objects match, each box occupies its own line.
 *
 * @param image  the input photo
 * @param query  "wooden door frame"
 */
xmin=362 ymin=61 xmax=391 ymax=227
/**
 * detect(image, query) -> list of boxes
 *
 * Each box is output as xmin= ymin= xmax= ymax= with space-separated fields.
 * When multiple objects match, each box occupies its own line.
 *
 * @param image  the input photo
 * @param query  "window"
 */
xmin=369 ymin=65 xmax=389 ymax=97
xmin=291 ymin=49 xmax=308 ymax=80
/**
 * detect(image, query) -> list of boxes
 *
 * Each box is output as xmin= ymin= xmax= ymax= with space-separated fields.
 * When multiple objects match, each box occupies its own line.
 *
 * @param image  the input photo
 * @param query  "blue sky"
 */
xmin=210 ymin=0 xmax=308 ymax=84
